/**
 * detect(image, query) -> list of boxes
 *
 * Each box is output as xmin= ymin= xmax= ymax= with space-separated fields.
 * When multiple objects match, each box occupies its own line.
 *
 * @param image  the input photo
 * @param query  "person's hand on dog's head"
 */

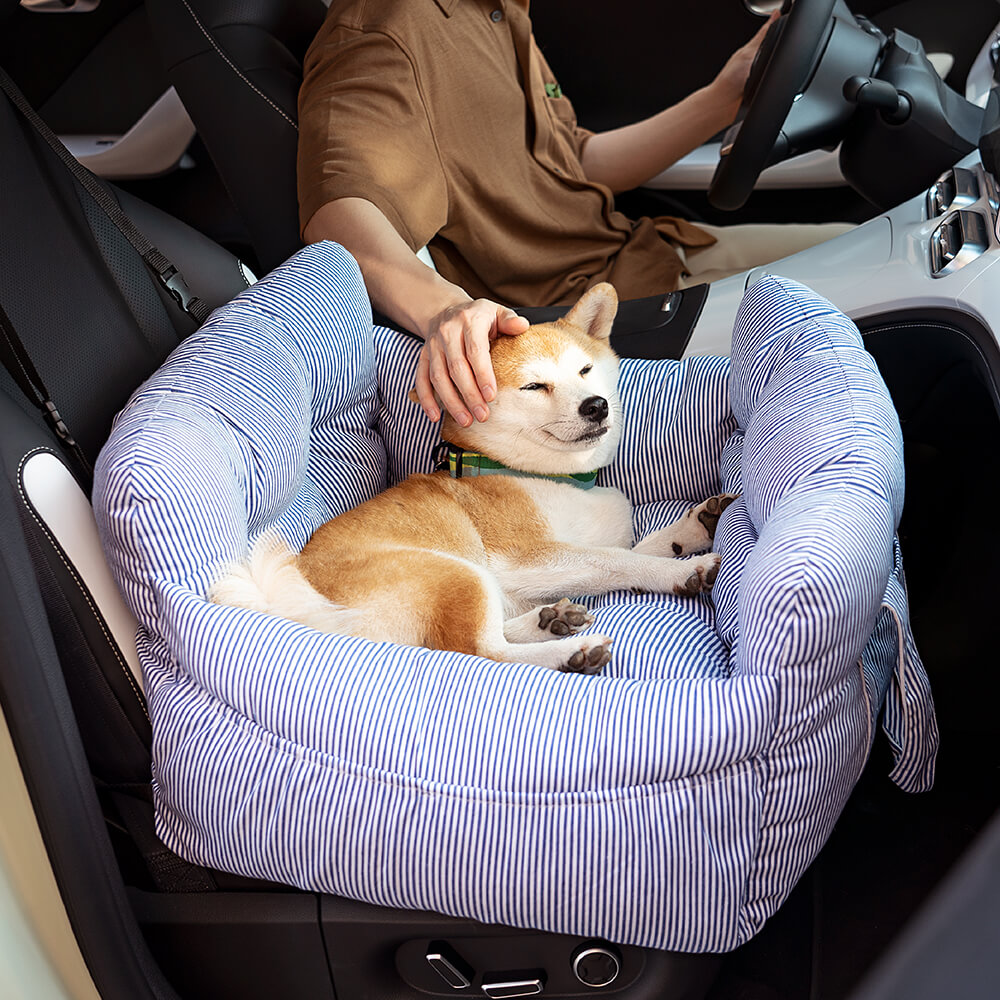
xmin=414 ymin=297 xmax=529 ymax=426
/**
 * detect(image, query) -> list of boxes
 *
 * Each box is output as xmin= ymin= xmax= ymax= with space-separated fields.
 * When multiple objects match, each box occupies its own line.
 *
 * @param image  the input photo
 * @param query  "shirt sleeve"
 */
xmin=297 ymin=25 xmax=448 ymax=249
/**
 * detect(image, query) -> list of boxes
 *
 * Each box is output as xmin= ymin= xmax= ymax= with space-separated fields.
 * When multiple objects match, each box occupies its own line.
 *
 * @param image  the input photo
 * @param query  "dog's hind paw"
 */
xmin=673 ymin=553 xmax=721 ymax=597
xmin=559 ymin=637 xmax=613 ymax=675
xmin=538 ymin=598 xmax=593 ymax=636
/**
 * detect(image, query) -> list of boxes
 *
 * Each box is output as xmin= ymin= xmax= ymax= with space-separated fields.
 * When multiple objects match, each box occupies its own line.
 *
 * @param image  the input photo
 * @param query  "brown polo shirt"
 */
xmin=297 ymin=0 xmax=714 ymax=306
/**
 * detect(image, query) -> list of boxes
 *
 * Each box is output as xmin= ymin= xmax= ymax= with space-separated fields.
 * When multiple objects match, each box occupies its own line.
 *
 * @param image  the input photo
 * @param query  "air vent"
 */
xmin=929 ymin=210 xmax=990 ymax=276
xmin=926 ymin=167 xmax=980 ymax=217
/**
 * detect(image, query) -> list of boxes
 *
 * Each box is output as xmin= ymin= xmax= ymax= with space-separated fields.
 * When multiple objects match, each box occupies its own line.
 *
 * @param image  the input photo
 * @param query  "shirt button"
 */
xmin=490 ymin=9 xmax=503 ymax=22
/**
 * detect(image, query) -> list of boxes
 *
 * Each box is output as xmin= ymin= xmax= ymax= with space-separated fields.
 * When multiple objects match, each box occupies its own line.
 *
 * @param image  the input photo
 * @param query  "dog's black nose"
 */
xmin=579 ymin=395 xmax=609 ymax=423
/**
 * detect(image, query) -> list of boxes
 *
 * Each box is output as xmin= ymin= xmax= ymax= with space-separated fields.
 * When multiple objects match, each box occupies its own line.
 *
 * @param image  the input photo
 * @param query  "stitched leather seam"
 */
xmin=179 ymin=0 xmax=297 ymax=130
xmin=0 ymin=316 xmax=38 ymax=393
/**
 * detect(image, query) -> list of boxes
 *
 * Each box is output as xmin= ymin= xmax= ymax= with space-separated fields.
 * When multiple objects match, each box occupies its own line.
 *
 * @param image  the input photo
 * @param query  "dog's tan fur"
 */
xmin=210 ymin=283 xmax=732 ymax=674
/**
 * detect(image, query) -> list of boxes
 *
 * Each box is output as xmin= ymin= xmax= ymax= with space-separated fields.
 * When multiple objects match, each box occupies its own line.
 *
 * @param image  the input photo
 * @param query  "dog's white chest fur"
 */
xmin=515 ymin=478 xmax=634 ymax=549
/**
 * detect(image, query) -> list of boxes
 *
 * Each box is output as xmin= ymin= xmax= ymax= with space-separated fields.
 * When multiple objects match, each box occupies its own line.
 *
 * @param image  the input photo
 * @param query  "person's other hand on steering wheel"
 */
xmin=711 ymin=11 xmax=780 ymax=123
xmin=580 ymin=11 xmax=780 ymax=194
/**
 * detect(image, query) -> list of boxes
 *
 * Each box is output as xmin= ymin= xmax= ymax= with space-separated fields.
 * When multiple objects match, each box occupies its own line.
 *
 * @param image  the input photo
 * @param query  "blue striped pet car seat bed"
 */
xmin=95 ymin=243 xmax=938 ymax=952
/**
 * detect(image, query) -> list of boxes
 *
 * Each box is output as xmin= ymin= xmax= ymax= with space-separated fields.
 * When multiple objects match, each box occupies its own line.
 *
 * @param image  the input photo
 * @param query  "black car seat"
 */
xmin=0 ymin=13 xmax=726 ymax=1000
xmin=144 ymin=0 xmax=325 ymax=276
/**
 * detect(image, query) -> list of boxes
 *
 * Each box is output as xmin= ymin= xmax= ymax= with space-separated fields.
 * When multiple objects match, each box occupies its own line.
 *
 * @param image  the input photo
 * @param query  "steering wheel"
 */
xmin=709 ymin=0 xmax=837 ymax=210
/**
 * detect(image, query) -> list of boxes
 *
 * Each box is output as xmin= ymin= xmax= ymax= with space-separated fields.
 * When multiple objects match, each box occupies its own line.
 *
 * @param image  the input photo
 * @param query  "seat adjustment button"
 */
xmin=426 ymin=941 xmax=474 ymax=989
xmin=571 ymin=943 xmax=621 ymax=988
xmin=481 ymin=976 xmax=544 ymax=998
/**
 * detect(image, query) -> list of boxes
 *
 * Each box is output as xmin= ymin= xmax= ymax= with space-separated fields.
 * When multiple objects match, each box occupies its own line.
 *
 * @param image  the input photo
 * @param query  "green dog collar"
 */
xmin=433 ymin=442 xmax=598 ymax=490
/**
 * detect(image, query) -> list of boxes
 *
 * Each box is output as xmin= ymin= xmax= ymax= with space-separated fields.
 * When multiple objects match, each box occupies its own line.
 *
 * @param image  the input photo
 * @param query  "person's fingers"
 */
xmin=725 ymin=10 xmax=779 ymax=101
xmin=751 ymin=10 xmax=779 ymax=47
xmin=416 ymin=299 xmax=529 ymax=424
xmin=427 ymin=337 xmax=475 ymax=427
xmin=414 ymin=345 xmax=440 ymax=422
xmin=437 ymin=313 xmax=491 ymax=421
xmin=464 ymin=320 xmax=497 ymax=407
xmin=498 ymin=310 xmax=530 ymax=336
xmin=467 ymin=309 xmax=527 ymax=403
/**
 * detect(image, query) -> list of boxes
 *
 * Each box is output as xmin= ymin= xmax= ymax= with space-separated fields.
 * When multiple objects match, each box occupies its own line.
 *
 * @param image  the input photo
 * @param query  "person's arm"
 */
xmin=298 ymin=23 xmax=528 ymax=429
xmin=303 ymin=198 xmax=528 ymax=427
xmin=579 ymin=14 xmax=776 ymax=193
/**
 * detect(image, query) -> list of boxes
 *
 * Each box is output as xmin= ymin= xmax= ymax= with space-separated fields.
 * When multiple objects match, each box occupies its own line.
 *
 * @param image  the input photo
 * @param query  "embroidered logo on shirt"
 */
xmin=544 ymin=82 xmax=563 ymax=99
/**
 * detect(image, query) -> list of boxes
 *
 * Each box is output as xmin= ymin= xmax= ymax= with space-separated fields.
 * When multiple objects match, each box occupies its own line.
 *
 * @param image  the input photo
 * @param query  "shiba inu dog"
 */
xmin=210 ymin=283 xmax=733 ymax=674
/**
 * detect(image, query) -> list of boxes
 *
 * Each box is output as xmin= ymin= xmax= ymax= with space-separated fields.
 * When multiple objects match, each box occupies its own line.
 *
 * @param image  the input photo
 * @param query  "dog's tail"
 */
xmin=208 ymin=535 xmax=363 ymax=636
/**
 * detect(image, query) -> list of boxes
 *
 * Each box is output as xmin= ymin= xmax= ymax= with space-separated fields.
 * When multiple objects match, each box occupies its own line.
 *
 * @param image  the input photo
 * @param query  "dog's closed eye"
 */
xmin=520 ymin=382 xmax=550 ymax=392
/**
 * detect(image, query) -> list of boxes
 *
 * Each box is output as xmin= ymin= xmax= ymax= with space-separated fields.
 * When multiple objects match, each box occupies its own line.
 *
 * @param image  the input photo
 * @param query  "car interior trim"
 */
xmin=0 ymin=700 xmax=103 ymax=1000
xmin=19 ymin=0 xmax=99 ymax=13
xmin=60 ymin=86 xmax=195 ymax=180
xmin=0 ymin=485 xmax=183 ymax=1000
xmin=643 ymin=142 xmax=847 ymax=190
xmin=20 ymin=450 xmax=142 ymax=689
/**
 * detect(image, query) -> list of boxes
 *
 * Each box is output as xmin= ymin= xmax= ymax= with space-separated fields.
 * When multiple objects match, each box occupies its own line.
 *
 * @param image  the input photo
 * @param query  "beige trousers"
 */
xmin=675 ymin=221 xmax=855 ymax=288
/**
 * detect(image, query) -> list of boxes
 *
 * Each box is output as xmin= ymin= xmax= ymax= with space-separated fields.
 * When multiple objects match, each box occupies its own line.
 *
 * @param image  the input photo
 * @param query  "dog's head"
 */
xmin=444 ymin=283 xmax=622 ymax=476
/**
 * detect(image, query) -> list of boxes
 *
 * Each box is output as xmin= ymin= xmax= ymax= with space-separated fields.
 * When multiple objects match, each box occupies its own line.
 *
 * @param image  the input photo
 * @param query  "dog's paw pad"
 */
xmin=560 ymin=638 xmax=612 ymax=675
xmin=692 ymin=493 xmax=739 ymax=539
xmin=538 ymin=597 xmax=593 ymax=636
xmin=673 ymin=554 xmax=721 ymax=597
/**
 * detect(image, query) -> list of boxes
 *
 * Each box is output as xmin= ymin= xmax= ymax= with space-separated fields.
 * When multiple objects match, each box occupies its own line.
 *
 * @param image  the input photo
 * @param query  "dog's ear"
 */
xmin=562 ymin=282 xmax=618 ymax=341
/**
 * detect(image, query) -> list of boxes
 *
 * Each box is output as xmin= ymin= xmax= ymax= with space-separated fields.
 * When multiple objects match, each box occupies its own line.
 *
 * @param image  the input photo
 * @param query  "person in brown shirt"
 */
xmin=298 ymin=2 xmax=842 ymax=427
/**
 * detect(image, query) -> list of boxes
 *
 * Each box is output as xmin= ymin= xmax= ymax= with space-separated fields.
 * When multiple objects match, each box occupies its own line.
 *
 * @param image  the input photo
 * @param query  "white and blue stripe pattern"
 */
xmin=93 ymin=245 xmax=937 ymax=952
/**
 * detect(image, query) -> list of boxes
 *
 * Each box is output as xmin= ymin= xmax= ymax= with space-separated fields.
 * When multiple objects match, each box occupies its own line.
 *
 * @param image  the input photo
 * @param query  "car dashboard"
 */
xmin=688 ymin=149 xmax=1000 ymax=383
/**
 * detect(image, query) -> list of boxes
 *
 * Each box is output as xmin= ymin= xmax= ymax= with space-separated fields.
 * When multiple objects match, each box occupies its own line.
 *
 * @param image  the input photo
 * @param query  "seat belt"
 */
xmin=110 ymin=787 xmax=219 ymax=893
xmin=0 ymin=65 xmax=211 ymax=326
xmin=0 ymin=301 xmax=93 ymax=484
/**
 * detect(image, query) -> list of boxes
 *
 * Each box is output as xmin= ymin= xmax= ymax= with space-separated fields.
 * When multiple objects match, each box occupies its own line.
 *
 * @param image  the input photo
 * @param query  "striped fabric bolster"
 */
xmin=435 ymin=442 xmax=598 ymax=489
xmin=879 ymin=564 xmax=939 ymax=793
xmin=723 ymin=274 xmax=939 ymax=938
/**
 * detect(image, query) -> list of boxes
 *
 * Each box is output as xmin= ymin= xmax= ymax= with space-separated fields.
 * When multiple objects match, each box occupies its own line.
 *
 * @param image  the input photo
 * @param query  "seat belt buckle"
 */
xmin=160 ymin=265 xmax=197 ymax=312
xmin=157 ymin=264 xmax=211 ymax=324
xmin=43 ymin=400 xmax=77 ymax=447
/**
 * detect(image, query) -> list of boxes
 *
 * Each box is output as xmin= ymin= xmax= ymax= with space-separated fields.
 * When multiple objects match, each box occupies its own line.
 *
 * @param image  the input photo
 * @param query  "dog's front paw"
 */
xmin=668 ymin=494 xmax=739 ymax=555
xmin=633 ymin=494 xmax=739 ymax=558
xmin=672 ymin=553 xmax=721 ymax=597
xmin=538 ymin=597 xmax=593 ymax=636
xmin=559 ymin=636 xmax=613 ymax=675
xmin=693 ymin=493 xmax=739 ymax=541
